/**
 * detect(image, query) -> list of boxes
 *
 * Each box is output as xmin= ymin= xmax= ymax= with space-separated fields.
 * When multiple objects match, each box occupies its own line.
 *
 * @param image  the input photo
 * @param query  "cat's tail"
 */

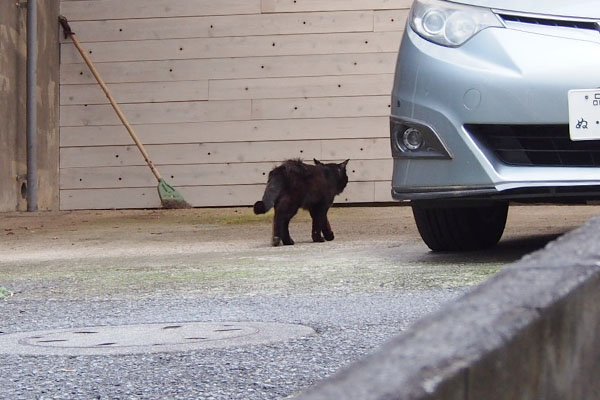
xmin=253 ymin=200 xmax=269 ymax=214
xmin=253 ymin=167 xmax=284 ymax=214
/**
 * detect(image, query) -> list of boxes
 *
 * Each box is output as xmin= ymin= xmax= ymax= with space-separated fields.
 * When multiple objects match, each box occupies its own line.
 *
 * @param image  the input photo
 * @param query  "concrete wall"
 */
xmin=58 ymin=0 xmax=411 ymax=209
xmin=35 ymin=1 xmax=61 ymax=211
xmin=297 ymin=216 xmax=600 ymax=399
xmin=0 ymin=1 xmax=60 ymax=212
xmin=0 ymin=1 xmax=28 ymax=212
xmin=3 ymin=0 xmax=410 ymax=212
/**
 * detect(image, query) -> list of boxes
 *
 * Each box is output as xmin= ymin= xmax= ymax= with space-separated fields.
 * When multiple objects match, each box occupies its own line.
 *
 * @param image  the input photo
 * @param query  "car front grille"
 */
xmin=498 ymin=14 xmax=599 ymax=31
xmin=466 ymin=124 xmax=600 ymax=167
xmin=497 ymin=13 xmax=600 ymax=42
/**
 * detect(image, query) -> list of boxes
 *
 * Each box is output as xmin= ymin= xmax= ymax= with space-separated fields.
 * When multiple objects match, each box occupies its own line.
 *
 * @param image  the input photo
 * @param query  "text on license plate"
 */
xmin=568 ymin=89 xmax=600 ymax=141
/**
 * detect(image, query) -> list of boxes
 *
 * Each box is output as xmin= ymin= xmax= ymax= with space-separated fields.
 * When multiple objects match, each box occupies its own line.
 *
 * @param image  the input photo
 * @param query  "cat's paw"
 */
xmin=312 ymin=234 xmax=325 ymax=243
xmin=272 ymin=236 xmax=282 ymax=247
xmin=323 ymin=231 xmax=334 ymax=241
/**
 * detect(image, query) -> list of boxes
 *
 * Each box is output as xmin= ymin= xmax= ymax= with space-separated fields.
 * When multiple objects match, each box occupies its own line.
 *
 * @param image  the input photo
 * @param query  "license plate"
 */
xmin=568 ymin=89 xmax=600 ymax=141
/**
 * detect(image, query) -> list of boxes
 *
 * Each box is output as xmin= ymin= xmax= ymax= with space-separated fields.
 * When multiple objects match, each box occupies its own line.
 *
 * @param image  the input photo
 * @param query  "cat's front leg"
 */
xmin=322 ymin=215 xmax=334 ymax=241
xmin=312 ymin=232 xmax=325 ymax=242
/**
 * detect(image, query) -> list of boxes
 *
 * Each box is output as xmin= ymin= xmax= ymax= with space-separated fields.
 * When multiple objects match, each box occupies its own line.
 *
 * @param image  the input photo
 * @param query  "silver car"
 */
xmin=390 ymin=0 xmax=600 ymax=251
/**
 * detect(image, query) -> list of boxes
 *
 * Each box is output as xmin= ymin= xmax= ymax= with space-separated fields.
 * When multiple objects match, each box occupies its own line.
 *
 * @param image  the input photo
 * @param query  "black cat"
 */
xmin=254 ymin=159 xmax=349 ymax=246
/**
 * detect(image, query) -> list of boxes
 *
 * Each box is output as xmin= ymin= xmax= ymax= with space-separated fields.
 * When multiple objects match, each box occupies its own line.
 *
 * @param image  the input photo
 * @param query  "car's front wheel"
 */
xmin=411 ymin=201 xmax=508 ymax=252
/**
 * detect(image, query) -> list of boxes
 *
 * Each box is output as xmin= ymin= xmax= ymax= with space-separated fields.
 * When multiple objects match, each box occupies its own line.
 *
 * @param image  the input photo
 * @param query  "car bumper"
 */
xmin=390 ymin=24 xmax=600 ymax=201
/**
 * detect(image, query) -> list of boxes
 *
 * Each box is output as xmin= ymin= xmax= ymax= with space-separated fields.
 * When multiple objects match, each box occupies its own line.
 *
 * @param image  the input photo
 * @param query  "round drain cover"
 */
xmin=0 ymin=322 xmax=314 ymax=355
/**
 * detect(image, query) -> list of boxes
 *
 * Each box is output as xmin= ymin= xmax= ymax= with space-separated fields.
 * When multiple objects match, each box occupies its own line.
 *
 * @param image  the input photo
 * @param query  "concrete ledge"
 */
xmin=297 ymin=216 xmax=600 ymax=399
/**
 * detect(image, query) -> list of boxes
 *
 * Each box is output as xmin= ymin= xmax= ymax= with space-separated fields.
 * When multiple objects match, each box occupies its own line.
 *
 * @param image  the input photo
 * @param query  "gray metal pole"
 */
xmin=26 ymin=0 xmax=38 ymax=211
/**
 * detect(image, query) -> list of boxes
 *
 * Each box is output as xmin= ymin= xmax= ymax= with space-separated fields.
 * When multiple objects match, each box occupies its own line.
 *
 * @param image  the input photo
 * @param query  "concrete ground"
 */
xmin=0 ymin=205 xmax=598 ymax=399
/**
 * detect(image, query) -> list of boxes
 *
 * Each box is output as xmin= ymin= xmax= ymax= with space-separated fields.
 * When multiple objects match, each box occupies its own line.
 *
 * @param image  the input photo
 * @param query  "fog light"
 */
xmin=402 ymin=128 xmax=424 ymax=150
xmin=390 ymin=116 xmax=451 ymax=159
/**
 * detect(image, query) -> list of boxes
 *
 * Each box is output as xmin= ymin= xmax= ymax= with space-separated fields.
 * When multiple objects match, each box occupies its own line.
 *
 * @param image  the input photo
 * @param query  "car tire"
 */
xmin=411 ymin=201 xmax=509 ymax=252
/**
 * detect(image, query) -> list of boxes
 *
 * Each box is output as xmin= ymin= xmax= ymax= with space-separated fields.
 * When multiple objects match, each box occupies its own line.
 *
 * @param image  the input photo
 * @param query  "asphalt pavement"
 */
xmin=1 ymin=205 xmax=596 ymax=399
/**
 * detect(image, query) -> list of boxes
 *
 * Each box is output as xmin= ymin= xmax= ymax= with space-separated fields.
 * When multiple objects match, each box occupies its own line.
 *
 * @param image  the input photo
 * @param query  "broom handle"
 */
xmin=62 ymin=20 xmax=162 ymax=182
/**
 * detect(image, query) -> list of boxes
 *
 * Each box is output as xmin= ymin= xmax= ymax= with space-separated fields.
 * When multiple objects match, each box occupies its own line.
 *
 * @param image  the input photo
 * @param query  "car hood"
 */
xmin=448 ymin=0 xmax=600 ymax=19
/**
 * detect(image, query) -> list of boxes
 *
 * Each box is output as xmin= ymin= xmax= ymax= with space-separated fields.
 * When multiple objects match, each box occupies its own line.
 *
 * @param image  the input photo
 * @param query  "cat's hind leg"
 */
xmin=309 ymin=206 xmax=328 ymax=242
xmin=273 ymin=196 xmax=298 ymax=246
xmin=272 ymin=210 xmax=285 ymax=246
xmin=282 ymin=216 xmax=295 ymax=245
xmin=271 ymin=217 xmax=282 ymax=247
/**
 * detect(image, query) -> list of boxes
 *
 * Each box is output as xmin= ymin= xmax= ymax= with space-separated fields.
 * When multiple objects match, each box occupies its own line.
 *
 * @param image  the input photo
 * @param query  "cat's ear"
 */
xmin=314 ymin=158 xmax=323 ymax=165
xmin=340 ymin=159 xmax=349 ymax=169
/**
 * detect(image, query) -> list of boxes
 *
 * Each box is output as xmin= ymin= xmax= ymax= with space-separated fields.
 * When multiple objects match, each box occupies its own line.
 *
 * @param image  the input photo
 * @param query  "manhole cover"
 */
xmin=0 ymin=322 xmax=314 ymax=355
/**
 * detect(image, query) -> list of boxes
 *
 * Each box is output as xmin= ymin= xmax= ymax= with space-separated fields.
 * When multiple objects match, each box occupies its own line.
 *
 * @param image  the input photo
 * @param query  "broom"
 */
xmin=59 ymin=16 xmax=191 ymax=209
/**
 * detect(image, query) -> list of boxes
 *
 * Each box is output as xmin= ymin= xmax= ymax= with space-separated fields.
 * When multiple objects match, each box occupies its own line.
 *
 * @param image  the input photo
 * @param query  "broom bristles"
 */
xmin=161 ymin=198 xmax=192 ymax=209
xmin=157 ymin=178 xmax=192 ymax=209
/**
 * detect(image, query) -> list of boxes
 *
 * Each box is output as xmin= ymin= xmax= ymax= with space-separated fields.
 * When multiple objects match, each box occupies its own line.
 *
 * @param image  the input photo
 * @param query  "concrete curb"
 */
xmin=297 ymin=216 xmax=600 ymax=399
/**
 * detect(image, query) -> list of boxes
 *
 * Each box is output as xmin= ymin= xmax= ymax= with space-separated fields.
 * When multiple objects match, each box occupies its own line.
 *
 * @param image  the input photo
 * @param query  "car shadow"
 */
xmin=421 ymin=233 xmax=564 ymax=266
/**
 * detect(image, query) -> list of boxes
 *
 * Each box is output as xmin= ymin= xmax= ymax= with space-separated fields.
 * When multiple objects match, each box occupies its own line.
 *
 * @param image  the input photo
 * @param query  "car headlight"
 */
xmin=410 ymin=0 xmax=503 ymax=47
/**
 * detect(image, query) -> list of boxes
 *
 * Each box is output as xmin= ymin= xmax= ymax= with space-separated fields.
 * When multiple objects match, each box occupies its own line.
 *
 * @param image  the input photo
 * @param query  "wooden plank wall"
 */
xmin=59 ymin=0 xmax=411 ymax=209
